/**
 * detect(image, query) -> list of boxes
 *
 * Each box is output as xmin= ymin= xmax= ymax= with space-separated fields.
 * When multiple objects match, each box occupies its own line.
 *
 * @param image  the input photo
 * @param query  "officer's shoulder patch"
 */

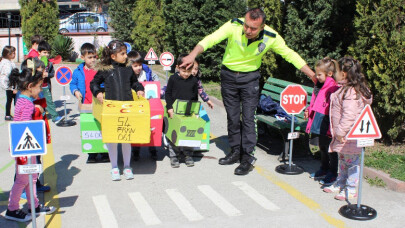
xmin=264 ymin=30 xmax=276 ymax=38
xmin=231 ymin=18 xmax=244 ymax=25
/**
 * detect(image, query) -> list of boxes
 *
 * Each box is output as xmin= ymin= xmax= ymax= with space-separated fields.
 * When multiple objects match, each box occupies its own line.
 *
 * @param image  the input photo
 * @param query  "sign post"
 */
xmin=275 ymin=85 xmax=307 ymax=175
xmin=55 ymin=66 xmax=76 ymax=127
xmin=144 ymin=48 xmax=158 ymax=65
xmin=9 ymin=120 xmax=47 ymax=227
xmin=159 ymin=52 xmax=174 ymax=83
xmin=339 ymin=104 xmax=380 ymax=220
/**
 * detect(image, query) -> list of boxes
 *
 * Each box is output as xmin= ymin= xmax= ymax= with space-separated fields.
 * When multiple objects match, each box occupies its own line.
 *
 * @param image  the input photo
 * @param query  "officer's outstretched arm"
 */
xmin=300 ymin=65 xmax=316 ymax=83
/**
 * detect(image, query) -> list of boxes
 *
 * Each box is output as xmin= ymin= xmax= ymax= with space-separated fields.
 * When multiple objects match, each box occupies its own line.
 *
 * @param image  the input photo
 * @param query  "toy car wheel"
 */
xmin=171 ymin=130 xmax=177 ymax=144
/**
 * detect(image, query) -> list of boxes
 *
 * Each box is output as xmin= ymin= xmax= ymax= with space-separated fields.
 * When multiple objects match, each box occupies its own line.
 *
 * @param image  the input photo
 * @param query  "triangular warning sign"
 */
xmin=144 ymin=48 xmax=158 ymax=61
xmin=15 ymin=127 xmax=42 ymax=151
xmin=346 ymin=104 xmax=382 ymax=140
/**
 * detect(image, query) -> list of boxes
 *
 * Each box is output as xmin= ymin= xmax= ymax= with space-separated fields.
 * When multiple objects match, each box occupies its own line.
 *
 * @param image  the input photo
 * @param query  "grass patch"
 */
xmin=202 ymin=81 xmax=222 ymax=100
xmin=365 ymin=143 xmax=405 ymax=182
xmin=365 ymin=176 xmax=387 ymax=188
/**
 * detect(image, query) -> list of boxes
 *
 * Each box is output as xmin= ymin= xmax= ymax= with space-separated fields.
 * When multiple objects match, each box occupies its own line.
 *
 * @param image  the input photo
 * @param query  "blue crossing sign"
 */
xmin=55 ymin=66 xmax=73 ymax=86
xmin=9 ymin=120 xmax=47 ymax=157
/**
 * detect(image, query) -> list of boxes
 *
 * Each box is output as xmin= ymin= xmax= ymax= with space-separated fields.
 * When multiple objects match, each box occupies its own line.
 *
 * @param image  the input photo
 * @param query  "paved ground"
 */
xmin=0 ymin=65 xmax=405 ymax=228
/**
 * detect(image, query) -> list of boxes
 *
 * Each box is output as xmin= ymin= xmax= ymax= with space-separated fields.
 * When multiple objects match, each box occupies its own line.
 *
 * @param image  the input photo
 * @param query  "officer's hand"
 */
xmin=207 ymin=100 xmax=214 ymax=109
xmin=168 ymin=109 xmax=174 ymax=118
xmin=96 ymin=92 xmax=103 ymax=104
xmin=179 ymin=54 xmax=195 ymax=70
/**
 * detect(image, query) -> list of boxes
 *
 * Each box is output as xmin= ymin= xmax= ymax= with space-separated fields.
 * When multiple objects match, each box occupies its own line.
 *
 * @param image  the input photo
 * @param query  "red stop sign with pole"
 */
xmin=280 ymin=85 xmax=307 ymax=114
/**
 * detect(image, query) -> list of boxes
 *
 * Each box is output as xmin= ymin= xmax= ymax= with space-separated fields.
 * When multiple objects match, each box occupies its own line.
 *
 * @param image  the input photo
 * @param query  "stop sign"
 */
xmin=280 ymin=85 xmax=307 ymax=114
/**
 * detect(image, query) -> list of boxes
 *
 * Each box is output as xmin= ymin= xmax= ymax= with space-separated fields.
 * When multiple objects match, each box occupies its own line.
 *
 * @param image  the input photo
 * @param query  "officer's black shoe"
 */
xmin=234 ymin=155 xmax=256 ymax=175
xmin=218 ymin=149 xmax=240 ymax=165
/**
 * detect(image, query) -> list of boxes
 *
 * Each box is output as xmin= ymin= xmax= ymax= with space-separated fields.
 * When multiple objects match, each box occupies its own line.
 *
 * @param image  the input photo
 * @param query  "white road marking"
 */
xmin=166 ymin=188 xmax=204 ymax=221
xmin=197 ymin=185 xmax=242 ymax=217
xmin=92 ymin=195 xmax=119 ymax=228
xmin=128 ymin=192 xmax=162 ymax=225
xmin=233 ymin=181 xmax=280 ymax=211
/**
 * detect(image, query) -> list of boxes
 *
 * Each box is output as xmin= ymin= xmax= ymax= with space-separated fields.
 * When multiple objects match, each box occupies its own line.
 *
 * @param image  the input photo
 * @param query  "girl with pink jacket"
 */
xmin=306 ymin=57 xmax=340 ymax=185
xmin=323 ymin=57 xmax=372 ymax=201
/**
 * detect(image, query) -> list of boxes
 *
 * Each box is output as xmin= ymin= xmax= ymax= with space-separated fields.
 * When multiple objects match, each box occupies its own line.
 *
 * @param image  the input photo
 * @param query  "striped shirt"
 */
xmin=14 ymin=95 xmax=34 ymax=121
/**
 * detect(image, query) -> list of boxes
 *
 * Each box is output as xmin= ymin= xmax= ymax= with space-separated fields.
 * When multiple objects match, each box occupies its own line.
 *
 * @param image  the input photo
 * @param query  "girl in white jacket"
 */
xmin=0 ymin=46 xmax=16 ymax=120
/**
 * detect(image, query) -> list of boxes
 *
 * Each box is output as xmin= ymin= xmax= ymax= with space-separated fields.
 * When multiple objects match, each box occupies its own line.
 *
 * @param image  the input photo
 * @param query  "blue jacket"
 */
xmin=70 ymin=63 xmax=87 ymax=103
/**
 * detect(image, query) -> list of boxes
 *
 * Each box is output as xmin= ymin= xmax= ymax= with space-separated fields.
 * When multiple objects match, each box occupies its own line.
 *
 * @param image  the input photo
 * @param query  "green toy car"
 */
xmin=163 ymin=100 xmax=207 ymax=147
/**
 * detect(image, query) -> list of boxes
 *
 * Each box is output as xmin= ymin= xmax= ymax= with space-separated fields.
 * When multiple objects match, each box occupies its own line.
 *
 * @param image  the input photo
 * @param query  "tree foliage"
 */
xmin=164 ymin=0 xmax=246 ymax=81
xmin=131 ymin=0 xmax=166 ymax=53
xmin=281 ymin=0 xmax=356 ymax=84
xmin=349 ymin=0 xmax=405 ymax=142
xmin=247 ymin=0 xmax=282 ymax=82
xmin=19 ymin=0 xmax=59 ymax=47
xmin=109 ymin=0 xmax=136 ymax=43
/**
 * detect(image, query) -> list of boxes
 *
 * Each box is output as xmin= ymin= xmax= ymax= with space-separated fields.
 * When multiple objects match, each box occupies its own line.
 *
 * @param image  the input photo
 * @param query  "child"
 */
xmin=191 ymin=59 xmax=214 ymax=109
xmin=90 ymin=40 xmax=145 ymax=181
xmin=70 ymin=43 xmax=109 ymax=163
xmin=127 ymin=50 xmax=159 ymax=161
xmin=165 ymin=54 xmax=199 ymax=168
xmin=37 ymin=41 xmax=64 ymax=124
xmin=306 ymin=57 xmax=339 ymax=185
xmin=323 ymin=56 xmax=372 ymax=201
xmin=0 ymin=46 xmax=17 ymax=120
xmin=20 ymin=58 xmax=51 ymax=193
xmin=5 ymin=67 xmax=55 ymax=222
xmin=26 ymin=35 xmax=44 ymax=59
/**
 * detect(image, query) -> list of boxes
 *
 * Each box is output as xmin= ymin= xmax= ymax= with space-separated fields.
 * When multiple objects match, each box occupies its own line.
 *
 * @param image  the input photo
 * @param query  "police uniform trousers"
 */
xmin=220 ymin=66 xmax=260 ymax=158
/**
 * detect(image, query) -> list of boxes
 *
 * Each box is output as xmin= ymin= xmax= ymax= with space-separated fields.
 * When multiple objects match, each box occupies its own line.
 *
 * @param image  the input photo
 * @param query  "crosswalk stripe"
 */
xmin=129 ymin=192 xmax=162 ymax=225
xmin=197 ymin=185 xmax=242 ymax=217
xmin=166 ymin=189 xmax=204 ymax=221
xmin=232 ymin=181 xmax=280 ymax=211
xmin=92 ymin=195 xmax=119 ymax=228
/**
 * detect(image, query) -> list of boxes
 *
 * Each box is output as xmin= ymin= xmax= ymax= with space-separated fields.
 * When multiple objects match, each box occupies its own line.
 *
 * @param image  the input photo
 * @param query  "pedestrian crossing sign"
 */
xmin=9 ymin=120 xmax=47 ymax=157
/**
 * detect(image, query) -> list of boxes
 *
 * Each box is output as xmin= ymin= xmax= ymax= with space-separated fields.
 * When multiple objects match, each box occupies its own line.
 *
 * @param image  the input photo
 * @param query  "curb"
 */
xmin=363 ymin=167 xmax=405 ymax=192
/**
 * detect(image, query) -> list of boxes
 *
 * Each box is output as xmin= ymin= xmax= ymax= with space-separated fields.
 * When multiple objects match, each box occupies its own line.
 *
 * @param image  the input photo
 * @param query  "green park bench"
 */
xmin=257 ymin=77 xmax=313 ymax=161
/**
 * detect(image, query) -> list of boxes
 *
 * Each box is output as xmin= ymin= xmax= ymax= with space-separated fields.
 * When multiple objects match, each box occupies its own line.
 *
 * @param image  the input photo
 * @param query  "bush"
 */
xmin=349 ymin=0 xmax=405 ymax=142
xmin=19 ymin=0 xmax=59 ymax=47
xmin=52 ymin=35 xmax=74 ymax=61
xmin=164 ymin=0 xmax=246 ymax=81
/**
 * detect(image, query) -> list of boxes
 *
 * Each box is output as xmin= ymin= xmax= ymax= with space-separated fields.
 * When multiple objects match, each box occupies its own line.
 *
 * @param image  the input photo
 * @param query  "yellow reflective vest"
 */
xmin=198 ymin=18 xmax=307 ymax=72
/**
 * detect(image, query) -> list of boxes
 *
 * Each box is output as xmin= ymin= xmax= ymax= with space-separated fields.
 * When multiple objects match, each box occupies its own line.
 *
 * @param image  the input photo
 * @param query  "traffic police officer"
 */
xmin=181 ymin=8 xmax=316 ymax=175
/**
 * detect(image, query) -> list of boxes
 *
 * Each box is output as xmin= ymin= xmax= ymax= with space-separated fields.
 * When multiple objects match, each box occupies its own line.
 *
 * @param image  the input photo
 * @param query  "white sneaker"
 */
xmin=110 ymin=168 xmax=121 ymax=181
xmin=323 ymin=184 xmax=340 ymax=193
xmin=123 ymin=167 xmax=134 ymax=180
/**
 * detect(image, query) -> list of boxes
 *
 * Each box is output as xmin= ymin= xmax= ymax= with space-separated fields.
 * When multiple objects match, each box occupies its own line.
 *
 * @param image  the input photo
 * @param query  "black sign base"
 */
xmin=275 ymin=164 xmax=304 ymax=175
xmin=339 ymin=204 xmax=377 ymax=220
xmin=56 ymin=120 xmax=76 ymax=127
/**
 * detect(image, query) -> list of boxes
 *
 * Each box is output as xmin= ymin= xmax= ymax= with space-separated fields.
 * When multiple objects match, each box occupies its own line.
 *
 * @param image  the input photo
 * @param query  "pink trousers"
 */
xmin=8 ymin=157 xmax=39 ymax=211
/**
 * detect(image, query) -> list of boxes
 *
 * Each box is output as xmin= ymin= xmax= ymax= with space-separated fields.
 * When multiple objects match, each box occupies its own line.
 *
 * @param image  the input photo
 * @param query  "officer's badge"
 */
xmin=257 ymin=42 xmax=266 ymax=55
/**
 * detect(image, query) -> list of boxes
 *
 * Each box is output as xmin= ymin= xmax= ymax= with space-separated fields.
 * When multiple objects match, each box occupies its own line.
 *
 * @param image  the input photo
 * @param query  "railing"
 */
xmin=0 ymin=13 xmax=21 ymax=29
